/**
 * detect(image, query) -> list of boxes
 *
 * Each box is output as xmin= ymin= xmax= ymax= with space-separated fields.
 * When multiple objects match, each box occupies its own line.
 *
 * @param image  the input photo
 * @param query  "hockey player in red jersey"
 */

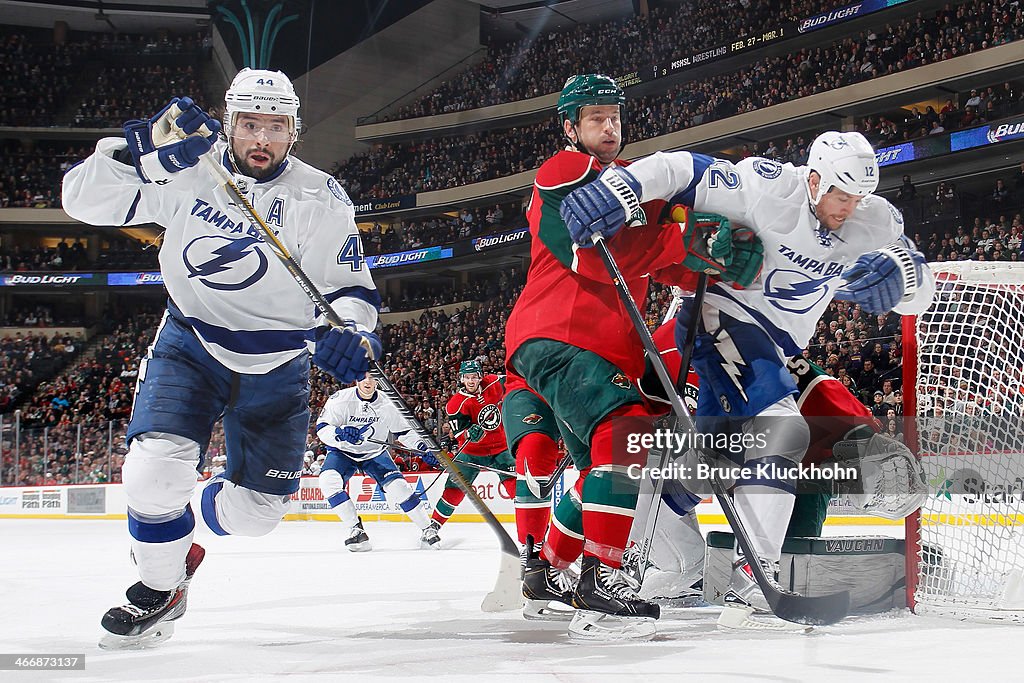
xmin=428 ymin=361 xmax=515 ymax=534
xmin=505 ymin=74 xmax=763 ymax=640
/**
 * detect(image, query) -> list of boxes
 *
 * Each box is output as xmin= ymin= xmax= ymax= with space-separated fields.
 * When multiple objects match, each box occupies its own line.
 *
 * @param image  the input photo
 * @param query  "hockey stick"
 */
xmin=537 ymin=451 xmax=572 ymax=498
xmin=627 ymin=276 xmax=708 ymax=586
xmin=593 ymin=236 xmax=849 ymax=625
xmin=190 ymin=143 xmax=518 ymax=560
xmin=361 ymin=436 xmax=516 ymax=479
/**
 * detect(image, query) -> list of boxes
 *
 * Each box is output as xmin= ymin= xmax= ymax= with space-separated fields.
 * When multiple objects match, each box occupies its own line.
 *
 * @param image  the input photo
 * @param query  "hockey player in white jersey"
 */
xmin=560 ymin=131 xmax=935 ymax=630
xmin=316 ymin=373 xmax=440 ymax=551
xmin=62 ymin=68 xmax=382 ymax=648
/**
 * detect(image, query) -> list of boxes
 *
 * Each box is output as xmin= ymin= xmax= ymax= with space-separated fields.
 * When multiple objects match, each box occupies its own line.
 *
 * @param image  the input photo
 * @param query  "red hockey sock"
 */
xmin=581 ymin=404 xmax=650 ymax=568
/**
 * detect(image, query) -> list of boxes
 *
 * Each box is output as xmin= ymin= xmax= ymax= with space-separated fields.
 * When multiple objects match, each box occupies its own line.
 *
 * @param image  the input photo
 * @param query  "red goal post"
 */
xmin=903 ymin=261 xmax=1024 ymax=623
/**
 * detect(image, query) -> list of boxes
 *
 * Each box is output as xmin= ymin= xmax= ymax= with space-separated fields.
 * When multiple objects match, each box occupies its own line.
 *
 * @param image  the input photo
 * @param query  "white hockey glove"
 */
xmin=123 ymin=97 xmax=220 ymax=185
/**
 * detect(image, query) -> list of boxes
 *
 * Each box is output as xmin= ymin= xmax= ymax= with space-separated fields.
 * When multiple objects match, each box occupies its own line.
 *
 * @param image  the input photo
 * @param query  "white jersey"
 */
xmin=62 ymin=138 xmax=378 ymax=373
xmin=629 ymin=152 xmax=935 ymax=355
xmin=316 ymin=387 xmax=423 ymax=461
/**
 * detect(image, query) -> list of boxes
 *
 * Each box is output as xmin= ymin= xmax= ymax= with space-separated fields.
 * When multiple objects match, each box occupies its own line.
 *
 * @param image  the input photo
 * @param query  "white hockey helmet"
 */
xmin=224 ymin=67 xmax=301 ymax=141
xmin=807 ymin=131 xmax=879 ymax=205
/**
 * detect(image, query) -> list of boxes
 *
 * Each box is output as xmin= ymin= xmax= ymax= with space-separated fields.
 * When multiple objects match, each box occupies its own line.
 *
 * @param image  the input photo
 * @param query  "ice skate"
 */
xmin=717 ymin=556 xmax=811 ymax=633
xmin=99 ymin=543 xmax=205 ymax=649
xmin=521 ymin=536 xmax=576 ymax=620
xmin=419 ymin=520 xmax=441 ymax=549
xmin=345 ymin=517 xmax=372 ymax=552
xmin=568 ymin=555 xmax=659 ymax=641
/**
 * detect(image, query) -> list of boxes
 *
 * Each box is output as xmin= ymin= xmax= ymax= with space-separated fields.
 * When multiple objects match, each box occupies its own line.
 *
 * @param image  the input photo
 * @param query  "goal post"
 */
xmin=903 ymin=261 xmax=1024 ymax=623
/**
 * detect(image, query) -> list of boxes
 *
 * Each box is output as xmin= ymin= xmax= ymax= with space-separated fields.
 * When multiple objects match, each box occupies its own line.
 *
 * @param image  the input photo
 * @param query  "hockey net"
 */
xmin=904 ymin=262 xmax=1024 ymax=623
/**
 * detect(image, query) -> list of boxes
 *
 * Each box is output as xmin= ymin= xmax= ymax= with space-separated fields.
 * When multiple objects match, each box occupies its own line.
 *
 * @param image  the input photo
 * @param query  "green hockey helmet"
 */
xmin=459 ymin=360 xmax=482 ymax=376
xmin=557 ymin=74 xmax=625 ymax=125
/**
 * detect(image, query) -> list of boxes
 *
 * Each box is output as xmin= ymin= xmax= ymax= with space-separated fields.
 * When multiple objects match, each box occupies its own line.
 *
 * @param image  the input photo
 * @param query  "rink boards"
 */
xmin=0 ymin=471 xmax=897 ymax=525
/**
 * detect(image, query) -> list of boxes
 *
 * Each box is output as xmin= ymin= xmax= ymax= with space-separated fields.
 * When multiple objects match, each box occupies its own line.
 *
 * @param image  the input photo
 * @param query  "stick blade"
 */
xmin=769 ymin=588 xmax=850 ymax=626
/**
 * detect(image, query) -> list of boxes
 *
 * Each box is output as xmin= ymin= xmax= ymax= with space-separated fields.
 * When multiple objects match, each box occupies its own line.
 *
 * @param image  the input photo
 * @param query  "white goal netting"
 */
xmin=908 ymin=262 xmax=1024 ymax=622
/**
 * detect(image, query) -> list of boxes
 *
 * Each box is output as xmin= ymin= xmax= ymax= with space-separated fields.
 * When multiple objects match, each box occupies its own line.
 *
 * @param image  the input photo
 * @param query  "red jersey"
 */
xmin=505 ymin=150 xmax=700 ymax=381
xmin=445 ymin=373 xmax=507 ymax=456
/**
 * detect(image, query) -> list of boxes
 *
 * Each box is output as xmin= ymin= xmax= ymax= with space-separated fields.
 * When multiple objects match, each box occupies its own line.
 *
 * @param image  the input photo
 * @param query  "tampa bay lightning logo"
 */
xmin=183 ymin=235 xmax=269 ymax=291
xmin=752 ymin=159 xmax=782 ymax=180
xmin=763 ymin=269 xmax=836 ymax=314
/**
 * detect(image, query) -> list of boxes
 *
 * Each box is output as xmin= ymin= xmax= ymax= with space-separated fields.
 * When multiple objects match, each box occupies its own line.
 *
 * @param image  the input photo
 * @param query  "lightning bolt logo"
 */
xmin=714 ymin=332 xmax=749 ymax=403
xmin=763 ymin=270 xmax=836 ymax=314
xmin=182 ymin=236 xmax=269 ymax=291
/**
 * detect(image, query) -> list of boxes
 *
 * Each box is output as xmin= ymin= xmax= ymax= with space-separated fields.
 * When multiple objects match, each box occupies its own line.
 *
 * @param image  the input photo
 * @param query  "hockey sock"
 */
xmin=541 ymin=485 xmax=584 ymax=570
xmin=581 ymin=404 xmax=649 ymax=568
xmin=515 ymin=433 xmax=558 ymax=544
xmin=431 ymin=483 xmax=466 ymax=525
xmin=382 ymin=475 xmax=430 ymax=528
xmin=128 ymin=505 xmax=196 ymax=592
xmin=319 ymin=468 xmax=359 ymax=527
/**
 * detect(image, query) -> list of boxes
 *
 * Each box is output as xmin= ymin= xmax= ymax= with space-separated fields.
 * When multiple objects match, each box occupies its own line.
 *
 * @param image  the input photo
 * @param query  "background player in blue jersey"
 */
xmin=560 ymin=130 xmax=935 ymax=631
xmin=62 ymin=68 xmax=382 ymax=648
xmin=316 ymin=373 xmax=439 ymax=551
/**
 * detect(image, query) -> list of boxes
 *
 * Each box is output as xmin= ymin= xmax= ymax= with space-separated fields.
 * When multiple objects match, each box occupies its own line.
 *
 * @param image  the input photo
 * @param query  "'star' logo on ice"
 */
xmin=183 ymin=235 xmax=269 ymax=291
xmin=762 ymin=269 xmax=835 ymax=314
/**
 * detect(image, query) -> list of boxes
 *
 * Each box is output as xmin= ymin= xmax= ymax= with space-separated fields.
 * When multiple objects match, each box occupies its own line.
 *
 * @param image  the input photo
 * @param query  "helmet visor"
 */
xmin=231 ymin=118 xmax=294 ymax=143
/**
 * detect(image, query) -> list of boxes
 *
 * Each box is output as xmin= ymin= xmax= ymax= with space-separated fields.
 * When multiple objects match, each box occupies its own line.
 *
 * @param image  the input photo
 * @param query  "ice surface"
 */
xmin=1 ymin=519 xmax=1019 ymax=682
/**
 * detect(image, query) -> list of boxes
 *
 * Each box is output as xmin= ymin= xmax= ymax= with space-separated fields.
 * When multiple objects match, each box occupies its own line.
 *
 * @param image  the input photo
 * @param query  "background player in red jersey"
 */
xmin=428 ymin=360 xmax=515 ymax=535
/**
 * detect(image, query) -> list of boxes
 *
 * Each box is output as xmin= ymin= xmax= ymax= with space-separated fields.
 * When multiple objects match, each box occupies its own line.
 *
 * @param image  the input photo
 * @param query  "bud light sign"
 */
xmin=106 ymin=271 xmax=165 ymax=286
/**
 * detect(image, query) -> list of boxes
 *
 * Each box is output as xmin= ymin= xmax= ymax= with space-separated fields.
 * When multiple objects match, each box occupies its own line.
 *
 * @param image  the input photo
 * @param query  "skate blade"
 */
xmin=419 ymin=539 xmax=441 ymax=550
xmin=98 ymin=621 xmax=175 ymax=650
xmin=523 ymin=599 xmax=574 ymax=621
xmin=716 ymin=604 xmax=813 ymax=633
xmin=345 ymin=541 xmax=372 ymax=552
xmin=651 ymin=594 xmax=710 ymax=608
xmin=567 ymin=610 xmax=657 ymax=641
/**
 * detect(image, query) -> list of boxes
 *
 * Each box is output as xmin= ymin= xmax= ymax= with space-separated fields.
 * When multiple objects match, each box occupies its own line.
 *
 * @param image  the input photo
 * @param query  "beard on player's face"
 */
xmin=230 ymin=138 xmax=285 ymax=179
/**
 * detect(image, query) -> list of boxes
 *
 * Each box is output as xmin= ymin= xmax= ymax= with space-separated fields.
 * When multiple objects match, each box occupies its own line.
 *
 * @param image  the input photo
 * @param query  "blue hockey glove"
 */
xmin=835 ymin=238 xmax=927 ymax=314
xmin=466 ymin=424 xmax=486 ymax=442
xmin=420 ymin=449 xmax=440 ymax=468
xmin=560 ymin=166 xmax=642 ymax=246
xmin=336 ymin=424 xmax=371 ymax=445
xmin=312 ymin=327 xmax=382 ymax=384
xmin=123 ymin=97 xmax=221 ymax=185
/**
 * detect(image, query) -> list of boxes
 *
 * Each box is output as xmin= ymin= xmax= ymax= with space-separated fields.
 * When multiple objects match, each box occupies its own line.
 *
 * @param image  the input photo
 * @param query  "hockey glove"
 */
xmin=560 ymin=166 xmax=642 ymax=246
xmin=721 ymin=228 xmax=764 ymax=288
xmin=466 ymin=424 xmax=486 ymax=442
xmin=123 ymin=97 xmax=221 ymax=185
xmin=672 ymin=206 xmax=733 ymax=276
xmin=420 ymin=449 xmax=440 ymax=468
xmin=835 ymin=237 xmax=927 ymax=314
xmin=312 ymin=327 xmax=382 ymax=384
xmin=336 ymin=424 xmax=371 ymax=445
